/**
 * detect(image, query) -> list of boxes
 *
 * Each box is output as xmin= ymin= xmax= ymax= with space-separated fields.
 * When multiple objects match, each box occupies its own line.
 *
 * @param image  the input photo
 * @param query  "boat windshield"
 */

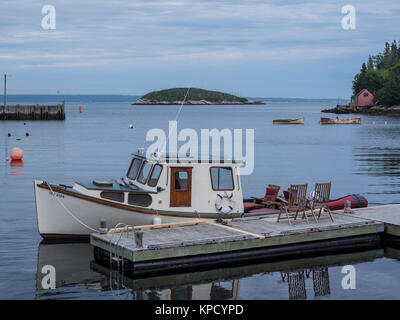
xmin=127 ymin=158 xmax=142 ymax=180
xmin=137 ymin=161 xmax=152 ymax=184
xmin=148 ymin=164 xmax=163 ymax=187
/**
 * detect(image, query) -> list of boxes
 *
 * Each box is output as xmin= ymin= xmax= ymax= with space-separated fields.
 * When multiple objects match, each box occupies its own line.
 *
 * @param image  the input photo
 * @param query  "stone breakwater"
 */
xmin=322 ymin=105 xmax=400 ymax=116
xmin=134 ymin=99 xmax=264 ymax=105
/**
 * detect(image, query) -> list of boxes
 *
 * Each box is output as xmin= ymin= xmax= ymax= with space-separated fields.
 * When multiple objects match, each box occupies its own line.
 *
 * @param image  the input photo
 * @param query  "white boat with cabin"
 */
xmin=34 ymin=149 xmax=279 ymax=239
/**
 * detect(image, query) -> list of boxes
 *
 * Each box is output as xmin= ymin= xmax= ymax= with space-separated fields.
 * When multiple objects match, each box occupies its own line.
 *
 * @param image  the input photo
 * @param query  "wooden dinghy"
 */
xmin=273 ymin=117 xmax=304 ymax=125
xmin=320 ymin=117 xmax=361 ymax=125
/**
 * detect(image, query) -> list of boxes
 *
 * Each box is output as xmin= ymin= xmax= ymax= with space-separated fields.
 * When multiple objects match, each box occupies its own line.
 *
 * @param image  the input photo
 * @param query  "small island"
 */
xmin=133 ymin=88 xmax=264 ymax=105
xmin=323 ymin=40 xmax=400 ymax=116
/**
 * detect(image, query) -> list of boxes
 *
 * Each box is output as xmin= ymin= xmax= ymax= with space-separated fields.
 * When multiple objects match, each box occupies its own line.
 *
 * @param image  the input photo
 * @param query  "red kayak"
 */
xmin=328 ymin=194 xmax=368 ymax=211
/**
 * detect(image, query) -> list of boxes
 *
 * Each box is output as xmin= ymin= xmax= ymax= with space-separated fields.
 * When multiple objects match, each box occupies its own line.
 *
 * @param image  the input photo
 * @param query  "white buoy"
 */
xmin=153 ymin=217 xmax=162 ymax=225
xmin=129 ymin=123 xmax=133 ymax=129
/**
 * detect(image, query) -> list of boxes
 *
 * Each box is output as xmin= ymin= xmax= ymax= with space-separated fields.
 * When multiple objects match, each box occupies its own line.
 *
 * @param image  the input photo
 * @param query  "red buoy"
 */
xmin=10 ymin=147 xmax=24 ymax=160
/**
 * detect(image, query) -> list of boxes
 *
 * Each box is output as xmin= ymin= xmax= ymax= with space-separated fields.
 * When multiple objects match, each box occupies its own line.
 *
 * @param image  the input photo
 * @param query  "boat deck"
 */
xmin=90 ymin=205 xmax=400 ymax=275
xmin=75 ymin=180 xmax=148 ymax=192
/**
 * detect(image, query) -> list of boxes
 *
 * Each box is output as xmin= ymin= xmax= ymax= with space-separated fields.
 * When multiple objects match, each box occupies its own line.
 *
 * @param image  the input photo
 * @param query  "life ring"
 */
xmin=215 ymin=192 xmax=235 ymax=214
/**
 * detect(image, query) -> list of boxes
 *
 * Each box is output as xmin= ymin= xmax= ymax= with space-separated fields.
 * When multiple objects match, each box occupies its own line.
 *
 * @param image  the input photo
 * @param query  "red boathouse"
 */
xmin=355 ymin=89 xmax=374 ymax=107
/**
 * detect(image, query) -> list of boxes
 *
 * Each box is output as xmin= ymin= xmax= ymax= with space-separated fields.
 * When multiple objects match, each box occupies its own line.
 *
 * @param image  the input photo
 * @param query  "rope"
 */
xmin=45 ymin=181 xmax=98 ymax=232
xmin=159 ymin=87 xmax=191 ymax=158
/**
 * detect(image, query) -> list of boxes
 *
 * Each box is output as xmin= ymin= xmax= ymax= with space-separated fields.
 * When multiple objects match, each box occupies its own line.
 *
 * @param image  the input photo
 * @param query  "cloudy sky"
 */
xmin=1 ymin=0 xmax=399 ymax=98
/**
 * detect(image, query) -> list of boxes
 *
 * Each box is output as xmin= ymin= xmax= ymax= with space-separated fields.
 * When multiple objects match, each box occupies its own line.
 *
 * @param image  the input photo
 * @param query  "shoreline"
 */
xmin=322 ymin=105 xmax=400 ymax=116
xmin=133 ymin=99 xmax=265 ymax=105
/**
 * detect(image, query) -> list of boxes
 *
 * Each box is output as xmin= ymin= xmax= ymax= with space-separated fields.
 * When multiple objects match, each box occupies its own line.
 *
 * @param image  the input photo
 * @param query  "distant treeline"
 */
xmin=353 ymin=40 xmax=400 ymax=106
xmin=141 ymin=88 xmax=248 ymax=103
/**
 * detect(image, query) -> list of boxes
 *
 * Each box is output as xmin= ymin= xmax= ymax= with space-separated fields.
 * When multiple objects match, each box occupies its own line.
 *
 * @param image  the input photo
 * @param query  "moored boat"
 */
xmin=35 ymin=150 xmax=252 ymax=239
xmin=320 ymin=117 xmax=361 ymax=125
xmin=273 ymin=117 xmax=304 ymax=125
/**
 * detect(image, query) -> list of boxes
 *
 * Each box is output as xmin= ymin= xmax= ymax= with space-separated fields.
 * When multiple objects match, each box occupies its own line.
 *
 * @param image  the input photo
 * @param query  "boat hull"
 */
xmin=320 ymin=117 xmax=361 ymax=125
xmin=34 ymin=180 xmax=209 ymax=239
xmin=273 ymin=118 xmax=304 ymax=125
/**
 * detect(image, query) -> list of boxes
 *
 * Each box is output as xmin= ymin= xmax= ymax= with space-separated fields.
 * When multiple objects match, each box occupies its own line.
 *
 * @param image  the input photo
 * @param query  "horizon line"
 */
xmin=0 ymin=94 xmax=349 ymax=101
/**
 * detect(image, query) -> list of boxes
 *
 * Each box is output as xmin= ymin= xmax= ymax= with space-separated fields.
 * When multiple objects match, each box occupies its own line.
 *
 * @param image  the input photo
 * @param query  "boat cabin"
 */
xmin=122 ymin=150 xmax=244 ymax=214
xmin=73 ymin=149 xmax=245 ymax=216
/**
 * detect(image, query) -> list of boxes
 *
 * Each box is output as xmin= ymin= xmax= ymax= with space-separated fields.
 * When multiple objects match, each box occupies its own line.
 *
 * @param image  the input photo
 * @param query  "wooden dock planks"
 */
xmin=340 ymin=204 xmax=400 ymax=237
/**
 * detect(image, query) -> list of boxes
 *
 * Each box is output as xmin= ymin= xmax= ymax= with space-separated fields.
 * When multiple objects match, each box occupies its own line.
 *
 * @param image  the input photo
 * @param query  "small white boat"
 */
xmin=273 ymin=117 xmax=304 ymax=125
xmin=35 ymin=150 xmax=278 ymax=239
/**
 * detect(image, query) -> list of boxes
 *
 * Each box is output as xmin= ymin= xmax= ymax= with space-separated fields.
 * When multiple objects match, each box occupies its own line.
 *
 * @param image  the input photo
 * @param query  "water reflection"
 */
xmin=353 ymin=146 xmax=400 ymax=205
xmin=35 ymin=242 xmax=104 ymax=299
xmin=36 ymin=242 xmax=387 ymax=300
xmin=280 ymin=267 xmax=330 ymax=300
xmin=354 ymin=147 xmax=400 ymax=177
xmin=10 ymin=159 xmax=24 ymax=167
xmin=9 ymin=159 xmax=24 ymax=176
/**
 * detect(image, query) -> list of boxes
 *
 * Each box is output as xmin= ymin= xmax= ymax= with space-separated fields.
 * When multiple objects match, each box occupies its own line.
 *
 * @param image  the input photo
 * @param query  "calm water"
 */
xmin=1 ymin=98 xmax=400 ymax=299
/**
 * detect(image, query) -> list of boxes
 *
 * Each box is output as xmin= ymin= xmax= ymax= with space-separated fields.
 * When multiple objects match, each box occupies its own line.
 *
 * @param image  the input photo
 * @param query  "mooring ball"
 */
xmin=26 ymin=133 xmax=29 ymax=136
xmin=10 ymin=147 xmax=24 ymax=160
xmin=7 ymin=133 xmax=11 ymax=137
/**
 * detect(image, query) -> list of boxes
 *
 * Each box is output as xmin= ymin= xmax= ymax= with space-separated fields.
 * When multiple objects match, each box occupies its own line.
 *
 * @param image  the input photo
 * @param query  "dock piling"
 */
xmin=344 ymin=200 xmax=353 ymax=213
xmin=99 ymin=219 xmax=107 ymax=234
xmin=134 ymin=230 xmax=144 ymax=248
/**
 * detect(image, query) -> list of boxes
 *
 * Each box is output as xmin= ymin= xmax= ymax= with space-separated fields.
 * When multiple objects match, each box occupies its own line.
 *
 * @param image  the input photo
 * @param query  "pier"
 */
xmin=90 ymin=204 xmax=400 ymax=276
xmin=0 ymin=102 xmax=65 ymax=120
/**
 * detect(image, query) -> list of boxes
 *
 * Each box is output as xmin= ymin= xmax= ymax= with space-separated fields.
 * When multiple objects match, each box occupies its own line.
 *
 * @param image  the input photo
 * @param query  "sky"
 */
xmin=0 ymin=0 xmax=399 ymax=98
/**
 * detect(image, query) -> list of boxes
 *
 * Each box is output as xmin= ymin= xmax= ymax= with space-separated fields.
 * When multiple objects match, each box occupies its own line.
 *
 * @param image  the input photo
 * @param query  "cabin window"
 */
xmin=148 ymin=164 xmax=163 ymax=187
xmin=100 ymin=192 xmax=124 ymax=202
xmin=137 ymin=161 xmax=153 ymax=184
xmin=127 ymin=158 xmax=142 ymax=180
xmin=174 ymin=171 xmax=188 ymax=191
xmin=128 ymin=193 xmax=152 ymax=207
xmin=210 ymin=167 xmax=234 ymax=190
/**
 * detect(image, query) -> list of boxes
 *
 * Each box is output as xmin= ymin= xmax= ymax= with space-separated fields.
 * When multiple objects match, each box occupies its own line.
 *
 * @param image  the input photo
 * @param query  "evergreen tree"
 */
xmin=376 ymin=64 xmax=400 ymax=106
xmin=361 ymin=63 xmax=367 ymax=74
xmin=352 ymin=40 xmax=400 ymax=105
xmin=390 ymin=40 xmax=398 ymax=66
xmin=367 ymin=55 xmax=374 ymax=70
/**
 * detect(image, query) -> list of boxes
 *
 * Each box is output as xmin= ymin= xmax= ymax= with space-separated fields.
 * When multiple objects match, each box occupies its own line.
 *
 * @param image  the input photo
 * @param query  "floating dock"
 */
xmin=0 ymin=102 xmax=65 ymax=120
xmin=90 ymin=204 xmax=400 ymax=276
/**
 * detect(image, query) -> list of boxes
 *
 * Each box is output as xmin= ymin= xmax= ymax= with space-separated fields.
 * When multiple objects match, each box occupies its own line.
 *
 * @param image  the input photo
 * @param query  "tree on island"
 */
xmin=352 ymin=40 xmax=400 ymax=106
